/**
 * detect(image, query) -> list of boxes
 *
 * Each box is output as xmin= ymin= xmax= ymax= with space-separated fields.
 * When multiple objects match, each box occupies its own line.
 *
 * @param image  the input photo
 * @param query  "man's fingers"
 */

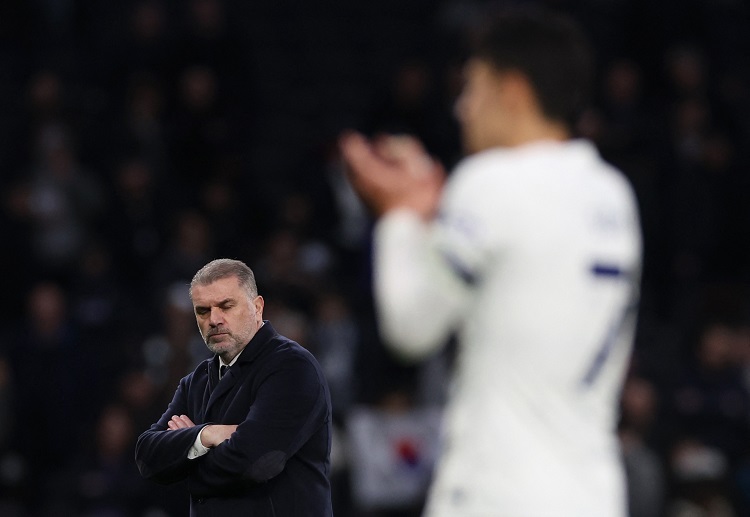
xmin=167 ymin=414 xmax=196 ymax=430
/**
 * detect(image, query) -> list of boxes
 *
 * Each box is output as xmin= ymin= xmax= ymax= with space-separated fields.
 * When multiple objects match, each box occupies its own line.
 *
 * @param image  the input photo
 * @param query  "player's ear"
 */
xmin=499 ymin=70 xmax=538 ymax=115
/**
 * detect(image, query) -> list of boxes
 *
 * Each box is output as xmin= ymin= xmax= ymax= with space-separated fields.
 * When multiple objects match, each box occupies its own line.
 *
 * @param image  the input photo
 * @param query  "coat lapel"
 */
xmin=205 ymin=365 xmax=239 ymax=418
xmin=203 ymin=322 xmax=276 ymax=420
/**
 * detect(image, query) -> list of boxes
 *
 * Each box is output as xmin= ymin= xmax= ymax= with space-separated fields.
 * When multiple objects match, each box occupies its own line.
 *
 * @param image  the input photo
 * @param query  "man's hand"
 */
xmin=200 ymin=425 xmax=238 ymax=448
xmin=168 ymin=414 xmax=196 ymax=430
xmin=167 ymin=414 xmax=237 ymax=448
xmin=339 ymin=131 xmax=445 ymax=220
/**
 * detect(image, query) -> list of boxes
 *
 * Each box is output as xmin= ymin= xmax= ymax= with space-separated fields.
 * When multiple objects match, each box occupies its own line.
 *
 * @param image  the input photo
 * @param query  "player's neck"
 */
xmin=502 ymin=114 xmax=570 ymax=147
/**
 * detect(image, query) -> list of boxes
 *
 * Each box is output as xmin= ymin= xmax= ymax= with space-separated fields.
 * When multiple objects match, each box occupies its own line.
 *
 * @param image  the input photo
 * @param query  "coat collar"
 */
xmin=206 ymin=321 xmax=278 ymax=405
xmin=236 ymin=320 xmax=278 ymax=366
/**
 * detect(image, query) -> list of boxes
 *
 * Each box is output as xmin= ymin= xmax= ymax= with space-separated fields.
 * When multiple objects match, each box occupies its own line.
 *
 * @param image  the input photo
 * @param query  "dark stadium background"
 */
xmin=0 ymin=0 xmax=749 ymax=516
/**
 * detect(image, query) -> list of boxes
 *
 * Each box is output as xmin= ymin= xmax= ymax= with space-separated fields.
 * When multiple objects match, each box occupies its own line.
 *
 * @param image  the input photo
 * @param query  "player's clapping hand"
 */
xmin=339 ymin=131 xmax=445 ymax=220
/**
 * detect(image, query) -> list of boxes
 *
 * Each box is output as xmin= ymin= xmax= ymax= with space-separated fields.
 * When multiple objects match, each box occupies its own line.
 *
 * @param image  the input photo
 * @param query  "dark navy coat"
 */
xmin=135 ymin=322 xmax=333 ymax=516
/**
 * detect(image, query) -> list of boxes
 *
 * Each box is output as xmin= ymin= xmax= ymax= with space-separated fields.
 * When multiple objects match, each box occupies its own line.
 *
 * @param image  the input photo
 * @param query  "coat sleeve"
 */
xmin=189 ymin=351 xmax=329 ymax=495
xmin=134 ymin=375 xmax=205 ymax=484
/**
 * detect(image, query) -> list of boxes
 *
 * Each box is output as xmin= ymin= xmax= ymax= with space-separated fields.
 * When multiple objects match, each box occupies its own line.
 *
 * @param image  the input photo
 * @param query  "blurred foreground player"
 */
xmin=135 ymin=259 xmax=333 ymax=516
xmin=340 ymin=7 xmax=642 ymax=517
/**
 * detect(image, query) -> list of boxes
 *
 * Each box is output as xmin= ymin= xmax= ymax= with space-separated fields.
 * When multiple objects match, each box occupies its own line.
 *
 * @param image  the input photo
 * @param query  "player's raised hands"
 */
xmin=339 ymin=131 xmax=445 ymax=220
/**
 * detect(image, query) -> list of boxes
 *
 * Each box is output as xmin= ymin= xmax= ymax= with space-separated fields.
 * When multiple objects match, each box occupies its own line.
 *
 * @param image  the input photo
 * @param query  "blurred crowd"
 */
xmin=0 ymin=0 xmax=749 ymax=516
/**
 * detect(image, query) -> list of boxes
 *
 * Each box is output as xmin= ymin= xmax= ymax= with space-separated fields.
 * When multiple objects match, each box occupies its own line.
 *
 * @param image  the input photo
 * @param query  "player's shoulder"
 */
xmin=446 ymin=142 xmax=565 ymax=202
xmin=446 ymin=148 xmax=519 ymax=202
xmin=451 ymin=147 xmax=515 ymax=182
xmin=450 ymin=140 xmax=595 ymax=183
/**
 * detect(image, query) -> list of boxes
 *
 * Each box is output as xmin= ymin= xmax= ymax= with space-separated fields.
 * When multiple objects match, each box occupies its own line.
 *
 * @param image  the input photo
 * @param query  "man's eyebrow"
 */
xmin=194 ymin=298 xmax=234 ymax=309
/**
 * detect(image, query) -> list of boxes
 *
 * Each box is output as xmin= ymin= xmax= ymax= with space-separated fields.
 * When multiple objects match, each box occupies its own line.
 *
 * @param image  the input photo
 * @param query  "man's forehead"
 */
xmin=191 ymin=276 xmax=243 ymax=302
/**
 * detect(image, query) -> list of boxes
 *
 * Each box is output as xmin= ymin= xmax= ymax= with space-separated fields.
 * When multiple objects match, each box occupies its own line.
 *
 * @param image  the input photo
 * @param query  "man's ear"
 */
xmin=254 ymin=295 xmax=264 ymax=315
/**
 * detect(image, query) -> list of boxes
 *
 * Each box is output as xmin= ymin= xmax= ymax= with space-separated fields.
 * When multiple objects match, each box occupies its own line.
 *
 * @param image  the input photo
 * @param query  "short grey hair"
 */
xmin=189 ymin=258 xmax=259 ymax=299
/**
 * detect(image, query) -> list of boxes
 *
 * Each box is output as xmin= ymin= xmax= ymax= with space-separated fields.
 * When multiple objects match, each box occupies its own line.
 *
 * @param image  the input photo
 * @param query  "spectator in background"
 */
xmin=731 ymin=322 xmax=750 ymax=515
xmin=0 ymin=354 xmax=23 ymax=516
xmin=0 ymin=185 xmax=36 ymax=324
xmin=309 ymin=291 xmax=360 ymax=421
xmin=347 ymin=388 xmax=442 ymax=517
xmin=261 ymin=296 xmax=312 ymax=348
xmin=70 ymin=243 xmax=121 ymax=338
xmin=106 ymin=157 xmax=169 ymax=303
xmin=116 ymin=369 xmax=165 ymax=441
xmin=595 ymin=59 xmax=663 ymax=271
xmin=198 ymin=176 xmax=248 ymax=259
xmin=151 ymin=209 xmax=214 ymax=314
xmin=68 ymin=243 xmax=128 ymax=411
xmin=320 ymin=142 xmax=370 ymax=257
xmin=665 ymin=45 xmax=709 ymax=102
xmin=253 ymin=200 xmax=335 ymax=313
xmin=6 ymin=282 xmax=88 ymax=511
xmin=116 ymin=73 xmax=169 ymax=172
xmin=619 ymin=376 xmax=666 ymax=517
xmin=103 ymin=0 xmax=174 ymax=92
xmin=367 ymin=59 xmax=460 ymax=167
xmin=0 ymin=357 xmax=12 ymax=451
xmin=168 ymin=64 xmax=232 ymax=191
xmin=139 ymin=282 xmax=212 ymax=406
xmin=667 ymin=438 xmax=736 ymax=517
xmin=667 ymin=321 xmax=750 ymax=465
xmin=46 ymin=404 xmax=152 ymax=516
xmin=177 ymin=0 xmax=248 ymax=102
xmin=22 ymin=127 xmax=106 ymax=277
xmin=15 ymin=71 xmax=66 ymax=170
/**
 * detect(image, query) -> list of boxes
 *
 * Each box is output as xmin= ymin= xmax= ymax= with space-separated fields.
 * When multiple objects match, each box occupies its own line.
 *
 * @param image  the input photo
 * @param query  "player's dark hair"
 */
xmin=190 ymin=258 xmax=258 ymax=299
xmin=471 ymin=7 xmax=594 ymax=125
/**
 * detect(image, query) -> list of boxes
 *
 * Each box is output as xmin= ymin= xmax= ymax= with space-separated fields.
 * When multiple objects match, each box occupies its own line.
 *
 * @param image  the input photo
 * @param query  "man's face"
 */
xmin=191 ymin=276 xmax=264 ymax=361
xmin=454 ymin=58 xmax=511 ymax=154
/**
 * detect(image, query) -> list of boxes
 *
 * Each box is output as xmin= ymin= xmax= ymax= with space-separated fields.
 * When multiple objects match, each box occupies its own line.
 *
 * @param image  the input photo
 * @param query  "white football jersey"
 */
xmin=373 ymin=139 xmax=642 ymax=517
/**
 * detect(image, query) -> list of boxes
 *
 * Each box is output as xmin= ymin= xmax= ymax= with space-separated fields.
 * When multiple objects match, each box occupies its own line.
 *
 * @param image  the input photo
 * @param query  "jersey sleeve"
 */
xmin=432 ymin=158 xmax=511 ymax=284
xmin=373 ymin=156 xmax=512 ymax=360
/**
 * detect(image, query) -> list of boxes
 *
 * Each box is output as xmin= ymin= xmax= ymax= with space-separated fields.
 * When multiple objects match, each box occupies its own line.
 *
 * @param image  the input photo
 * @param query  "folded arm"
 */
xmin=134 ymin=379 xmax=204 ymax=484
xmin=189 ymin=353 xmax=329 ymax=495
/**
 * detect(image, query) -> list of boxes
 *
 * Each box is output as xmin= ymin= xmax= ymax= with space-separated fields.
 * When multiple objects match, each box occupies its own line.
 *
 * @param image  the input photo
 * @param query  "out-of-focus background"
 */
xmin=0 ymin=0 xmax=748 ymax=516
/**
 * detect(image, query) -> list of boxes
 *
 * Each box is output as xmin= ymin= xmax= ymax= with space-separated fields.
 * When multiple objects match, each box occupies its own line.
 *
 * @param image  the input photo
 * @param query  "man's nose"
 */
xmin=209 ymin=307 xmax=224 ymax=325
